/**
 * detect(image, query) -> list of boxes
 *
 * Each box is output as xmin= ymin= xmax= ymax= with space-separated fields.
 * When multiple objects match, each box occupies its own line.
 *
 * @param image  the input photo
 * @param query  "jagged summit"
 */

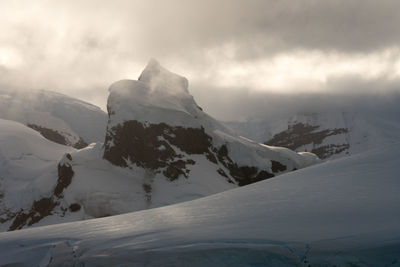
xmin=107 ymin=59 xmax=223 ymax=131
xmin=138 ymin=58 xmax=189 ymax=94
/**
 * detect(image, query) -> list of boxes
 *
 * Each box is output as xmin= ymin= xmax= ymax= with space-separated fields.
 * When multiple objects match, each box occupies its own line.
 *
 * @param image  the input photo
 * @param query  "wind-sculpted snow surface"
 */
xmin=0 ymin=143 xmax=399 ymax=266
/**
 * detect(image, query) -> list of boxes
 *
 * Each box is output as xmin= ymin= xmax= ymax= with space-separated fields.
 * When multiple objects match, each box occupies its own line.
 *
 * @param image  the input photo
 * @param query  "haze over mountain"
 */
xmin=0 ymin=60 xmax=317 ymax=232
xmin=0 ymin=88 xmax=107 ymax=148
xmin=1 ymin=1 xmax=400 ymax=265
xmin=225 ymin=92 xmax=400 ymax=160
xmin=1 ymin=0 xmax=400 ymax=113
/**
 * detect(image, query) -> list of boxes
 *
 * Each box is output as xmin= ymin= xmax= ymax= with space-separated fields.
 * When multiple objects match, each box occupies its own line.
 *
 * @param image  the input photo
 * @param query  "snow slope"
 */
xmin=0 ymin=142 xmax=399 ymax=266
xmin=0 ymin=119 xmax=75 ymax=230
xmin=0 ymin=88 xmax=107 ymax=147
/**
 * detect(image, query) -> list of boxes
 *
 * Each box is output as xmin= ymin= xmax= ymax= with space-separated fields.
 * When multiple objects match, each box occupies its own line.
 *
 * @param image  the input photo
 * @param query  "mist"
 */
xmin=1 ymin=0 xmax=400 ymax=120
xmin=192 ymin=73 xmax=400 ymax=121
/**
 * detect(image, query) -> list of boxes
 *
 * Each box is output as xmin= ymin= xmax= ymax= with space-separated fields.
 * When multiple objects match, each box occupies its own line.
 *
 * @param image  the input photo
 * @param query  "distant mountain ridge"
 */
xmin=226 ymin=106 xmax=400 ymax=160
xmin=0 ymin=88 xmax=108 ymax=147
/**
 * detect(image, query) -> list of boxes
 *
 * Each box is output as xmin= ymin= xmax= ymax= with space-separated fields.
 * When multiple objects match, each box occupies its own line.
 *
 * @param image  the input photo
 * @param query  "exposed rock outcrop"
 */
xmin=28 ymin=124 xmax=88 ymax=149
xmin=103 ymin=120 xmax=276 ymax=185
xmin=104 ymin=121 xmax=213 ymax=174
xmin=8 ymin=153 xmax=75 ymax=231
xmin=265 ymin=122 xmax=349 ymax=159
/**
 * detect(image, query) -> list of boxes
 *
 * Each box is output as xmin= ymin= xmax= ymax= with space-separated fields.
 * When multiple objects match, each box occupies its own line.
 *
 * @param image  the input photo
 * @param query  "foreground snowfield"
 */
xmin=1 ymin=143 xmax=400 ymax=266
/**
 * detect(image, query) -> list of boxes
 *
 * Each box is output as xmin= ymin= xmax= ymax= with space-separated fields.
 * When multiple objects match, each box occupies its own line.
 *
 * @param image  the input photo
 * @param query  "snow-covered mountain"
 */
xmin=226 ymin=104 xmax=400 ymax=160
xmin=1 ymin=141 xmax=399 ymax=266
xmin=0 ymin=88 xmax=107 ymax=148
xmin=103 ymin=59 xmax=318 ymax=185
xmin=0 ymin=60 xmax=318 ymax=232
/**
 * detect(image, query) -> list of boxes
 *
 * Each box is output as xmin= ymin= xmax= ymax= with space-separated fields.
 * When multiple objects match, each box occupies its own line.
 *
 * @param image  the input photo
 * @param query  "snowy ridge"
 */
xmin=1 ymin=142 xmax=399 ymax=266
xmin=226 ymin=107 xmax=400 ymax=160
xmin=0 ymin=88 xmax=107 ymax=147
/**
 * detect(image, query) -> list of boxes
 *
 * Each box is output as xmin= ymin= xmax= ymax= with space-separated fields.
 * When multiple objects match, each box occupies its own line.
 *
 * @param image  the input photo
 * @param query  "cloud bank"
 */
xmin=0 ymin=0 xmax=400 ymax=120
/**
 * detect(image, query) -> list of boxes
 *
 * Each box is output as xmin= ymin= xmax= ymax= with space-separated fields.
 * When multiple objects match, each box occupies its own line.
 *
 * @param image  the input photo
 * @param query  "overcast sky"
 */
xmin=1 ymin=0 xmax=400 ymax=120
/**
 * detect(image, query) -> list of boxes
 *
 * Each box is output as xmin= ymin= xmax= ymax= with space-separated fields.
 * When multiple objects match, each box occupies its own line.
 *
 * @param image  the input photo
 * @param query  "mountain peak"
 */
xmin=138 ymin=58 xmax=189 ymax=95
xmin=107 ymin=59 xmax=199 ymax=128
xmin=141 ymin=58 xmax=161 ymax=72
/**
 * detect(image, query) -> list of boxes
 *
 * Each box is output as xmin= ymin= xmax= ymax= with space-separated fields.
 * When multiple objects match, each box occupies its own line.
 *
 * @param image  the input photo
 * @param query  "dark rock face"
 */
xmin=265 ymin=123 xmax=348 ymax=159
xmin=0 ymin=181 xmax=15 ymax=224
xmin=104 ymin=121 xmax=277 ymax=186
xmin=163 ymin=160 xmax=194 ymax=181
xmin=216 ymin=145 xmax=274 ymax=186
xmin=103 ymin=120 xmax=216 ymax=181
xmin=69 ymin=203 xmax=81 ymax=212
xmin=8 ymin=197 xmax=57 ymax=231
xmin=311 ymin=144 xmax=350 ymax=159
xmin=271 ymin=160 xmax=287 ymax=173
xmin=54 ymin=154 xmax=75 ymax=197
xmin=27 ymin=124 xmax=88 ymax=149
xmin=8 ymin=153 xmax=75 ymax=231
xmin=72 ymin=139 xmax=89 ymax=149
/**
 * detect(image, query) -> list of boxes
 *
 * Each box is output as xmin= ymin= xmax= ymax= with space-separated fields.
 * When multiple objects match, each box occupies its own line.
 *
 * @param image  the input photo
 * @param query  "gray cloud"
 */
xmin=102 ymin=0 xmax=400 ymax=57
xmin=0 ymin=0 xmax=400 ymax=118
xmin=192 ymin=75 xmax=400 ymax=121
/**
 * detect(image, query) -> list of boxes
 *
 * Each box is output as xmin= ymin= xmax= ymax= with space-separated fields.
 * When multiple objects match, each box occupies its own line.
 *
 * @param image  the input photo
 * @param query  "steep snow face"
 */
xmin=104 ymin=59 xmax=319 ymax=186
xmin=0 ymin=88 xmax=107 ymax=147
xmin=0 ymin=119 xmax=75 ymax=231
xmin=106 ymin=59 xmax=225 ymax=131
xmin=227 ymin=109 xmax=400 ymax=160
xmin=1 ymin=143 xmax=399 ymax=266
